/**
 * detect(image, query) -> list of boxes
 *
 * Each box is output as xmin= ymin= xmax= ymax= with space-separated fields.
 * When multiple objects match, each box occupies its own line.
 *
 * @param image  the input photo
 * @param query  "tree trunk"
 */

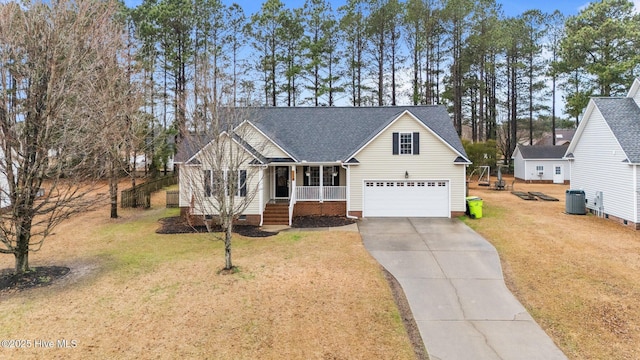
xmin=14 ymin=224 xmax=31 ymax=274
xmin=110 ymin=169 xmax=118 ymax=219
xmin=14 ymin=248 xmax=29 ymax=274
xmin=224 ymin=224 xmax=233 ymax=270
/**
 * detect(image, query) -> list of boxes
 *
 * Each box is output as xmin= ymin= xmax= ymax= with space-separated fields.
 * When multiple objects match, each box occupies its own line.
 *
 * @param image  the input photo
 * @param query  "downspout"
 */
xmin=342 ymin=163 xmax=358 ymax=219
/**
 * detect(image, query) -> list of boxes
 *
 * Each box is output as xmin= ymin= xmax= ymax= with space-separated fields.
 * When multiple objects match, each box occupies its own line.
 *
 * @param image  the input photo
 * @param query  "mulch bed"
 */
xmin=291 ymin=215 xmax=357 ymax=228
xmin=157 ymin=215 xmax=357 ymax=236
xmin=0 ymin=266 xmax=70 ymax=294
xmin=156 ymin=216 xmax=277 ymax=238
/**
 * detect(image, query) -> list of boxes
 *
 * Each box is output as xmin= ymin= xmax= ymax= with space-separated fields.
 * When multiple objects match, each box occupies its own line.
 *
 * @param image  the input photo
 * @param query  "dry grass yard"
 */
xmin=465 ymin=176 xmax=640 ymax=360
xmin=0 ymin=186 xmax=414 ymax=359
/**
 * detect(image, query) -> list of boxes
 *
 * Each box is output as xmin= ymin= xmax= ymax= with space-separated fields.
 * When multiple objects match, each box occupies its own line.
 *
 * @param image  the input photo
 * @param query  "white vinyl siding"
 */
xmin=513 ymin=149 xmax=526 ymax=180
xmin=183 ymin=135 xmax=262 ymax=216
xmin=236 ymin=122 xmax=290 ymax=159
xmin=179 ymin=165 xmax=200 ymax=207
xmin=513 ymin=147 xmax=570 ymax=182
xmin=349 ymin=113 xmax=466 ymax=215
xmin=521 ymin=160 xmax=570 ymax=181
xmin=570 ymin=107 xmax=636 ymax=221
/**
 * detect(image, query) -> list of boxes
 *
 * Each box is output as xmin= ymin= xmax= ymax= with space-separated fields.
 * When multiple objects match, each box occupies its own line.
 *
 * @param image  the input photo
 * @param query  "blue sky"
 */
xmin=123 ymin=0 xmax=639 ymax=17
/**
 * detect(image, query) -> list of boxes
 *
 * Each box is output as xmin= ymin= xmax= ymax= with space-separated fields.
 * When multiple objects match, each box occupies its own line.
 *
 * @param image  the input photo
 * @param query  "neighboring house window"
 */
xmin=392 ymin=132 xmax=420 ymax=155
xmin=203 ymin=170 xmax=212 ymax=197
xmin=536 ymin=165 xmax=544 ymax=173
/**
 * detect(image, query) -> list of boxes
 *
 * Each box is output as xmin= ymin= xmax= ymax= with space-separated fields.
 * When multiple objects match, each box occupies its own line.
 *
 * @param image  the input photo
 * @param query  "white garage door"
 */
xmin=363 ymin=180 xmax=449 ymax=217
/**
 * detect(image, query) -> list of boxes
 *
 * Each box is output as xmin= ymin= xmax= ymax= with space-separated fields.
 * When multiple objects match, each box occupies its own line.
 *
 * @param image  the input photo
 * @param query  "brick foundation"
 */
xmin=451 ymin=211 xmax=465 ymax=218
xmin=294 ymin=201 xmax=346 ymax=217
xmin=587 ymin=209 xmax=640 ymax=230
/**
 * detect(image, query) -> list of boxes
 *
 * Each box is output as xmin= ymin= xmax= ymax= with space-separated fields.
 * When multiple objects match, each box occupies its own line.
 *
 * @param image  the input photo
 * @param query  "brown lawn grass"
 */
xmin=0 ymin=186 xmax=414 ymax=359
xmin=465 ymin=176 xmax=640 ymax=360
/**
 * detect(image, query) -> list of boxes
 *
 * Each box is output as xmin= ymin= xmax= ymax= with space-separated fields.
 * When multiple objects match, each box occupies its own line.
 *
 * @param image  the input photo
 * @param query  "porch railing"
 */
xmin=295 ymin=186 xmax=346 ymax=201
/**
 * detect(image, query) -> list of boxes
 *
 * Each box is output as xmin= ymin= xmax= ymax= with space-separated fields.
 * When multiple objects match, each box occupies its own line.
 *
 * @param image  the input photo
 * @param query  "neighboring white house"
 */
xmin=564 ymin=78 xmax=640 ymax=229
xmin=512 ymin=145 xmax=570 ymax=184
xmin=175 ymin=106 xmax=471 ymax=226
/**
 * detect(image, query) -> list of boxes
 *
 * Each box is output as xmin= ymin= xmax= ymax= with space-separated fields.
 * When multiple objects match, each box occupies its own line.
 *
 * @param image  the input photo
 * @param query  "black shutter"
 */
xmin=333 ymin=166 xmax=339 ymax=186
xmin=413 ymin=132 xmax=420 ymax=155
xmin=239 ymin=170 xmax=247 ymax=197
xmin=203 ymin=170 xmax=211 ymax=197
xmin=303 ymin=166 xmax=309 ymax=186
xmin=392 ymin=132 xmax=399 ymax=155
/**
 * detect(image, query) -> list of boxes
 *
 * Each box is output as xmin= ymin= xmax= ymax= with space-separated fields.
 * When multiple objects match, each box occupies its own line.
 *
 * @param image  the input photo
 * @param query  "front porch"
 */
xmin=261 ymin=164 xmax=349 ymax=225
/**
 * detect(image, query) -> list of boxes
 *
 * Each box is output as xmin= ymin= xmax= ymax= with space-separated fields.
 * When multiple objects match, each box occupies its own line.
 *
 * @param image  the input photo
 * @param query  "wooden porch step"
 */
xmin=263 ymin=203 xmax=289 ymax=225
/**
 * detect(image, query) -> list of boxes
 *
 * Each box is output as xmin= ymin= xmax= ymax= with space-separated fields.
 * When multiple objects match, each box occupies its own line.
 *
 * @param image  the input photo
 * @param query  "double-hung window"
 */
xmin=400 ymin=133 xmax=413 ymax=154
xmin=392 ymin=132 xmax=420 ymax=155
xmin=205 ymin=169 xmax=247 ymax=197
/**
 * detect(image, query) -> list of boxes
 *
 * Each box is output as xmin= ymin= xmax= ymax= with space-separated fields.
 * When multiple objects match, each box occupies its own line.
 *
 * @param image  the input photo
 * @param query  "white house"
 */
xmin=175 ymin=106 xmax=471 ymax=226
xmin=512 ymin=145 xmax=570 ymax=184
xmin=564 ymin=78 xmax=640 ymax=229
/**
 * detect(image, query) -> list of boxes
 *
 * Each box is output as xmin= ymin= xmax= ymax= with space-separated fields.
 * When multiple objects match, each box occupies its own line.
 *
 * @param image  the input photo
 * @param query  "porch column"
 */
xmin=291 ymin=166 xmax=296 ymax=203
xmin=319 ymin=165 xmax=323 ymax=202
xmin=259 ymin=167 xmax=264 ymax=226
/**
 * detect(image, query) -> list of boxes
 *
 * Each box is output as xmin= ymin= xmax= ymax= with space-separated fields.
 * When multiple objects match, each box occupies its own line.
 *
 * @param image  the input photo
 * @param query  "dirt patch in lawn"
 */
xmin=466 ymin=176 xmax=640 ymax=360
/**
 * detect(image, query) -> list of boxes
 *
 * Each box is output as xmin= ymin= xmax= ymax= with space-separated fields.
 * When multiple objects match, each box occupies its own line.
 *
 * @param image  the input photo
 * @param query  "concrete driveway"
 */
xmin=359 ymin=217 xmax=567 ymax=360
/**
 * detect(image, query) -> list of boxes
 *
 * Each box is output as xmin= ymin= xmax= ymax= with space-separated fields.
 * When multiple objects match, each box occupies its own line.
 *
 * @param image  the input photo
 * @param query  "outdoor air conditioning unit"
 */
xmin=538 ymin=171 xmax=544 ymax=176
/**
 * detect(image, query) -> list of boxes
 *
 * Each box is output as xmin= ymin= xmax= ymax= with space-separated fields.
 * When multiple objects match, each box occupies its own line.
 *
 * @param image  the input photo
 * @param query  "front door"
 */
xmin=553 ymin=164 xmax=564 ymax=184
xmin=275 ymin=166 xmax=289 ymax=198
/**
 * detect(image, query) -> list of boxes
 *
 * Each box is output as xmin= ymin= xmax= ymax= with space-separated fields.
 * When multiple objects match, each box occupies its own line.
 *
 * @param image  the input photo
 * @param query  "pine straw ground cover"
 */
xmin=465 ymin=176 xmax=640 ymax=360
xmin=0 ymin=188 xmax=414 ymax=359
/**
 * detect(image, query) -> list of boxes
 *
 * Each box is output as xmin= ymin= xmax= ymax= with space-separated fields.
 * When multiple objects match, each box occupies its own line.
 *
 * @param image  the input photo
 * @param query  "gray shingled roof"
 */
xmin=593 ymin=97 xmax=640 ymax=164
xmin=517 ymin=145 xmax=569 ymax=159
xmin=535 ymin=129 xmax=576 ymax=146
xmin=174 ymin=133 xmax=211 ymax=163
xmin=249 ymin=106 xmax=468 ymax=162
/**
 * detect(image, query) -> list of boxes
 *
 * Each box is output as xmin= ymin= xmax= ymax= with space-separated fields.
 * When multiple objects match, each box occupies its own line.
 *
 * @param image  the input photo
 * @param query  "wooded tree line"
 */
xmin=127 ymin=0 xmax=640 ymax=160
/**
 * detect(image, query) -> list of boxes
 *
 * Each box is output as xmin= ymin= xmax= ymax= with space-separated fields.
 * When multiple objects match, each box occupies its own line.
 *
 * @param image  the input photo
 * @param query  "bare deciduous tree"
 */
xmin=0 ymin=0 xmax=134 ymax=273
xmin=179 ymin=105 xmax=265 ymax=271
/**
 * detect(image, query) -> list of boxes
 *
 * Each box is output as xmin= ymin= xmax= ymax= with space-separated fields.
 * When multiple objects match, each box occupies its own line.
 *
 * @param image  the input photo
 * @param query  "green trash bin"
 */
xmin=466 ymin=196 xmax=483 ymax=219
